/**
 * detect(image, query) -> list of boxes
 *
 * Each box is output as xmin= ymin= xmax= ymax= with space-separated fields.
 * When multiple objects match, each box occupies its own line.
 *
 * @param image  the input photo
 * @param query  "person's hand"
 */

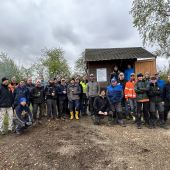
xmin=98 ymin=111 xmax=103 ymax=114
xmin=63 ymin=91 xmax=66 ymax=94
xmin=104 ymin=112 xmax=108 ymax=115
xmin=52 ymin=92 xmax=55 ymax=96
xmin=26 ymin=122 xmax=32 ymax=126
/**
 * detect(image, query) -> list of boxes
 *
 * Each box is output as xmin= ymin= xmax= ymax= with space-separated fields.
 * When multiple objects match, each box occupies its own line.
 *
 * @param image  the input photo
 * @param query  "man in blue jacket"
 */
xmin=107 ymin=77 xmax=125 ymax=126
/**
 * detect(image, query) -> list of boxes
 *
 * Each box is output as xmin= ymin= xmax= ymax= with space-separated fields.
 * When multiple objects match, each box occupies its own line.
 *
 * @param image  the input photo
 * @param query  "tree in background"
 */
xmin=40 ymin=48 xmax=71 ymax=78
xmin=130 ymin=0 xmax=170 ymax=56
xmin=74 ymin=52 xmax=87 ymax=76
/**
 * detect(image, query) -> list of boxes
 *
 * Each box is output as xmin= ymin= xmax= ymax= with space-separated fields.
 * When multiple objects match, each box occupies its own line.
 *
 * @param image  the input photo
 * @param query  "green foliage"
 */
xmin=130 ymin=0 xmax=170 ymax=56
xmin=40 ymin=48 xmax=71 ymax=78
xmin=158 ymin=61 xmax=170 ymax=80
xmin=74 ymin=52 xmax=87 ymax=76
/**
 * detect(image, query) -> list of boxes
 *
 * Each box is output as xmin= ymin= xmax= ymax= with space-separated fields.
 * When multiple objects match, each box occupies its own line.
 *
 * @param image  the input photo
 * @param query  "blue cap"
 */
xmin=19 ymin=97 xmax=27 ymax=103
xmin=111 ymin=77 xmax=117 ymax=83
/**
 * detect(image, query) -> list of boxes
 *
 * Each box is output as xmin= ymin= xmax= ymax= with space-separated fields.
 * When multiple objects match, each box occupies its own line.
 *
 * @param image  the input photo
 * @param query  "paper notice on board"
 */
xmin=96 ymin=68 xmax=107 ymax=82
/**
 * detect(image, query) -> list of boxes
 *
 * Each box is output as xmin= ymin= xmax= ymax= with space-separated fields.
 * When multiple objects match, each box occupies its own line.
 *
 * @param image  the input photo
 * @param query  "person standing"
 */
xmin=0 ymin=77 xmax=14 ymax=135
xmin=147 ymin=76 xmax=165 ymax=128
xmin=110 ymin=65 xmax=121 ymax=81
xmin=26 ymin=78 xmax=35 ymax=107
xmin=135 ymin=73 xmax=150 ymax=129
xmin=67 ymin=78 xmax=81 ymax=120
xmin=56 ymin=78 xmax=68 ymax=120
xmin=87 ymin=74 xmax=100 ymax=115
xmin=45 ymin=79 xmax=58 ymax=120
xmin=163 ymin=75 xmax=170 ymax=123
xmin=107 ymin=77 xmax=125 ymax=126
xmin=124 ymin=64 xmax=134 ymax=81
xmin=8 ymin=76 xmax=18 ymax=93
xmin=30 ymin=79 xmax=45 ymax=124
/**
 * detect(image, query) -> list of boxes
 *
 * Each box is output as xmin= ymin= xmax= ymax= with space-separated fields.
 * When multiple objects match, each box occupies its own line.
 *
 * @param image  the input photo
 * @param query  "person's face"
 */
xmin=167 ymin=76 xmax=170 ymax=82
xmin=114 ymin=66 xmax=118 ymax=71
xmin=145 ymin=73 xmax=150 ymax=78
xmin=12 ymin=79 xmax=16 ymax=83
xmin=138 ymin=76 xmax=143 ymax=81
xmin=151 ymin=79 xmax=156 ymax=83
xmin=130 ymin=75 xmax=135 ymax=80
xmin=75 ymin=79 xmax=80 ymax=83
xmin=3 ymin=80 xmax=8 ymax=85
xmin=21 ymin=101 xmax=26 ymax=106
xmin=61 ymin=80 xmax=65 ymax=84
xmin=70 ymin=80 xmax=75 ymax=84
xmin=36 ymin=81 xmax=41 ymax=87
xmin=54 ymin=79 xmax=57 ymax=84
xmin=100 ymin=90 xmax=106 ymax=96
xmin=119 ymin=74 xmax=124 ymax=80
xmin=83 ymin=76 xmax=87 ymax=81
xmin=49 ymin=80 xmax=54 ymax=84
xmin=111 ymin=81 xmax=117 ymax=86
xmin=128 ymin=65 xmax=131 ymax=69
xmin=27 ymin=78 xmax=32 ymax=84
xmin=20 ymin=81 xmax=25 ymax=87
xmin=90 ymin=76 xmax=94 ymax=81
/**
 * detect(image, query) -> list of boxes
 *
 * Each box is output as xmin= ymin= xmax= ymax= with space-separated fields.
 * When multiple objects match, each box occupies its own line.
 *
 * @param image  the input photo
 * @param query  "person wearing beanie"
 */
xmin=87 ymin=74 xmax=100 ymax=115
xmin=107 ymin=77 xmax=126 ymax=127
xmin=0 ymin=77 xmax=14 ymax=135
xmin=135 ymin=73 xmax=150 ymax=129
xmin=14 ymin=97 xmax=33 ymax=135
xmin=124 ymin=73 xmax=137 ymax=121
xmin=147 ymin=76 xmax=165 ymax=128
xmin=67 ymin=78 xmax=81 ymax=120
xmin=93 ymin=88 xmax=113 ymax=125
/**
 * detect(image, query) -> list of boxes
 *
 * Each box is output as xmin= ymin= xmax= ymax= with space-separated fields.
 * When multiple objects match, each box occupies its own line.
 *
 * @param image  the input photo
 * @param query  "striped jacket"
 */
xmin=124 ymin=80 xmax=136 ymax=99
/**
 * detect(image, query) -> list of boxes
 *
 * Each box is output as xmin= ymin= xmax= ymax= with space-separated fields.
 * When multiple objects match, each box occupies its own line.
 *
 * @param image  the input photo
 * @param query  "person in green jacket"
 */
xmin=135 ymin=73 xmax=150 ymax=129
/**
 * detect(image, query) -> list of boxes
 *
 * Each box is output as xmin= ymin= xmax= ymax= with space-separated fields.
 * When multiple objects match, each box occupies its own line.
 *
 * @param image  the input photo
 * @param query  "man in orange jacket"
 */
xmin=124 ymin=73 xmax=137 ymax=120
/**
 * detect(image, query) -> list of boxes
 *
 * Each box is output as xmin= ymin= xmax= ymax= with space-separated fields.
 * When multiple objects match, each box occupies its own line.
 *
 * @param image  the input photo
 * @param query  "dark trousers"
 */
xmin=110 ymin=102 xmax=123 ymax=121
xmin=69 ymin=100 xmax=80 ymax=112
xmin=32 ymin=103 xmax=44 ymax=120
xmin=89 ymin=96 xmax=96 ymax=114
xmin=137 ymin=102 xmax=149 ymax=126
xmin=47 ymin=99 xmax=57 ymax=118
xmin=164 ymin=101 xmax=170 ymax=122
xmin=58 ymin=98 xmax=68 ymax=118
xmin=81 ymin=93 xmax=88 ymax=115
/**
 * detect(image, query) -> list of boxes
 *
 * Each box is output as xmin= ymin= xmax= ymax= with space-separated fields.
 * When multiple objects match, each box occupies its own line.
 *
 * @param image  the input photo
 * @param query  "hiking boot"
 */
xmin=137 ymin=125 xmax=142 ymax=129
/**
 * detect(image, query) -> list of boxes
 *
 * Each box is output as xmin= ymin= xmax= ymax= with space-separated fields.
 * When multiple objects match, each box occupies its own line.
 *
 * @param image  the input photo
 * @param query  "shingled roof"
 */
xmin=85 ymin=47 xmax=156 ymax=62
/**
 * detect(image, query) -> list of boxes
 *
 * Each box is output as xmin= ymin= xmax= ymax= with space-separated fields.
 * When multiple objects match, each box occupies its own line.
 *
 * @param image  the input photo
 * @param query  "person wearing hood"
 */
xmin=107 ymin=77 xmax=125 ymax=126
xmin=13 ymin=80 xmax=29 ymax=108
xmin=14 ymin=97 xmax=33 ymax=135
xmin=45 ymin=79 xmax=58 ymax=120
xmin=67 ymin=78 xmax=81 ymax=120
xmin=0 ymin=77 xmax=14 ymax=135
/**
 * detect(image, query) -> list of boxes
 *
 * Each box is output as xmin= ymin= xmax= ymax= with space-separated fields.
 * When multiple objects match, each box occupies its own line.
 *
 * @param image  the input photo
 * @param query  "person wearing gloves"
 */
xmin=67 ymin=78 xmax=81 ymax=120
xmin=107 ymin=77 xmax=125 ymax=127
xmin=14 ymin=97 xmax=33 ymax=135
xmin=93 ymin=88 xmax=112 ymax=125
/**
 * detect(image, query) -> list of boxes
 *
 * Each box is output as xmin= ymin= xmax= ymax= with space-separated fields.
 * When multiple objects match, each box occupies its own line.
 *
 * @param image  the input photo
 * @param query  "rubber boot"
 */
xmin=75 ymin=111 xmax=79 ymax=120
xmin=70 ymin=111 xmax=74 ymax=120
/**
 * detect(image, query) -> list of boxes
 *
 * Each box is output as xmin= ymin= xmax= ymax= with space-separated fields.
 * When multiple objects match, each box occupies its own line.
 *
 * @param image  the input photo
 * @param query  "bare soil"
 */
xmin=0 ymin=117 xmax=170 ymax=170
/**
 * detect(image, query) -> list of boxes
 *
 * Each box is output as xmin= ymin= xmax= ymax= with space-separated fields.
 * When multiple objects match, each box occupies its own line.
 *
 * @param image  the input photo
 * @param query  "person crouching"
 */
xmin=93 ymin=88 xmax=113 ymax=125
xmin=14 ymin=98 xmax=33 ymax=135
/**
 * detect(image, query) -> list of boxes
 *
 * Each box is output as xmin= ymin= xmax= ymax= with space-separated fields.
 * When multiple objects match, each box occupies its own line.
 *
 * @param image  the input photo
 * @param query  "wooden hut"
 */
xmin=85 ymin=47 xmax=156 ymax=87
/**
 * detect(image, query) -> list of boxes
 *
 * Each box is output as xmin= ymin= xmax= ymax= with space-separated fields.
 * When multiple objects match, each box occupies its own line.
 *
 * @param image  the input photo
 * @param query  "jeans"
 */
xmin=58 ymin=98 xmax=68 ymax=118
xmin=128 ymin=98 xmax=137 ymax=116
xmin=164 ymin=101 xmax=170 ymax=122
xmin=110 ymin=102 xmax=123 ymax=120
xmin=47 ymin=99 xmax=58 ymax=118
xmin=32 ymin=103 xmax=44 ymax=120
xmin=81 ymin=93 xmax=88 ymax=115
xmin=89 ymin=96 xmax=96 ymax=114
xmin=69 ymin=100 xmax=80 ymax=112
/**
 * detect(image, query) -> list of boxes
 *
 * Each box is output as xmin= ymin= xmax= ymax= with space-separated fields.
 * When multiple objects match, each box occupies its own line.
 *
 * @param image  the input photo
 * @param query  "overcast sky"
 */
xmin=0 ymin=0 xmax=168 ymax=70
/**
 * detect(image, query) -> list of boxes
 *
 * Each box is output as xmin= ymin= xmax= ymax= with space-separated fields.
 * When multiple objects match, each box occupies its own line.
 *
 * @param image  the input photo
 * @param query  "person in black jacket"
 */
xmin=93 ymin=88 xmax=113 ymax=125
xmin=56 ymin=78 xmax=68 ymax=120
xmin=45 ymin=79 xmax=58 ymax=120
xmin=147 ymin=76 xmax=164 ymax=128
xmin=30 ymin=79 xmax=45 ymax=124
xmin=163 ymin=75 xmax=170 ymax=122
xmin=26 ymin=78 xmax=35 ymax=107
xmin=0 ymin=77 xmax=14 ymax=135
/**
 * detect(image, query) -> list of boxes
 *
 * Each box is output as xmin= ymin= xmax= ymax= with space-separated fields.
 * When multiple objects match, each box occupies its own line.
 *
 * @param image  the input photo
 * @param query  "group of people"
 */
xmin=0 ymin=66 xmax=170 ymax=135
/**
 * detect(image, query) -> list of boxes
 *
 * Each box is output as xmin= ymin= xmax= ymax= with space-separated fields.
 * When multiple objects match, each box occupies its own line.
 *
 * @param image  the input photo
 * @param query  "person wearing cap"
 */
xmin=56 ymin=78 xmax=68 ymax=120
xmin=45 ymin=79 xmax=58 ymax=120
xmin=135 ymin=73 xmax=150 ymax=129
xmin=124 ymin=73 xmax=137 ymax=120
xmin=67 ymin=78 xmax=81 ymax=120
xmin=147 ymin=76 xmax=165 ymax=128
xmin=93 ymin=88 xmax=113 ymax=125
xmin=8 ymin=76 xmax=18 ymax=93
xmin=13 ymin=80 xmax=30 ymax=108
xmin=30 ymin=79 xmax=45 ymax=124
xmin=118 ymin=72 xmax=131 ymax=119
xmin=0 ymin=77 xmax=14 ymax=135
xmin=124 ymin=64 xmax=135 ymax=81
xmin=14 ymin=97 xmax=33 ymax=135
xmin=107 ymin=77 xmax=125 ymax=126
xmin=80 ymin=75 xmax=88 ymax=116
xmin=163 ymin=75 xmax=170 ymax=123
xmin=87 ymin=74 xmax=100 ymax=115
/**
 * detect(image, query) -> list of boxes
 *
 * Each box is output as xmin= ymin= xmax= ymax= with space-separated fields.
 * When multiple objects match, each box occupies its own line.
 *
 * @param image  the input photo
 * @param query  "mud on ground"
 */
xmin=0 ymin=117 xmax=170 ymax=170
